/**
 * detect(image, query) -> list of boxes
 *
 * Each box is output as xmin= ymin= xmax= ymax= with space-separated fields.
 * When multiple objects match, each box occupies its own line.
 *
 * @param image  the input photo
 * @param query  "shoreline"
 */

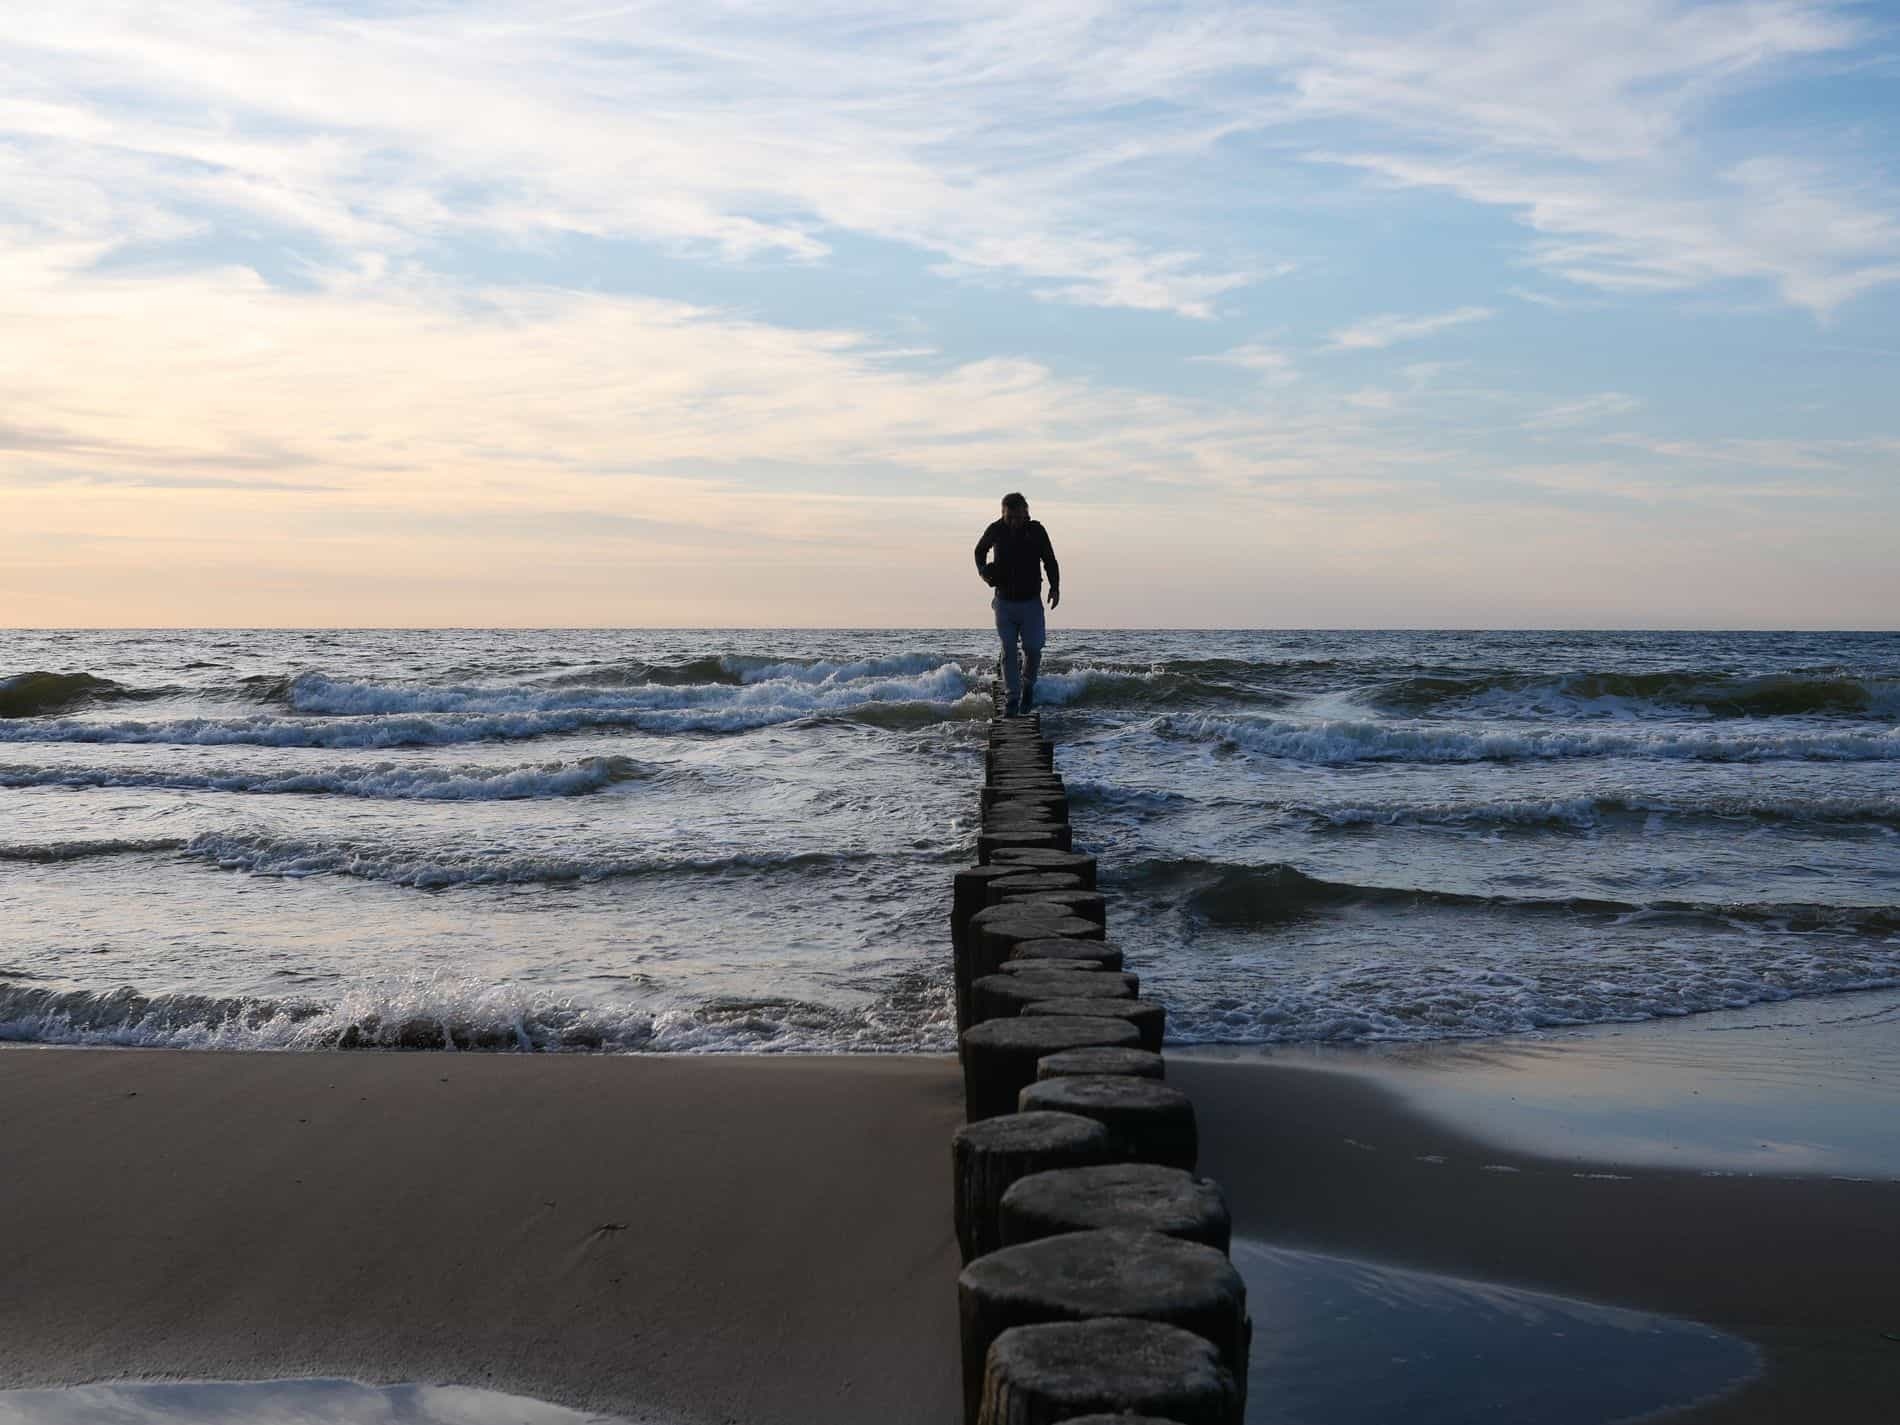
xmin=4 ymin=1016 xmax=1897 ymax=1423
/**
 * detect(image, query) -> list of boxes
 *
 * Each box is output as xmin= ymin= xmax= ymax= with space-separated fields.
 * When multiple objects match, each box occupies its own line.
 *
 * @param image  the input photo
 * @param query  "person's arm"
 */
xmin=1038 ymin=524 xmax=1061 ymax=608
xmin=974 ymin=522 xmax=1000 ymax=584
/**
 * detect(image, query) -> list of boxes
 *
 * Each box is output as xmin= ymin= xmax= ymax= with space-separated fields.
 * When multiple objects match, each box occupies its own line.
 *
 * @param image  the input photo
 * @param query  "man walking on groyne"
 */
xmin=975 ymin=493 xmax=1061 ymax=717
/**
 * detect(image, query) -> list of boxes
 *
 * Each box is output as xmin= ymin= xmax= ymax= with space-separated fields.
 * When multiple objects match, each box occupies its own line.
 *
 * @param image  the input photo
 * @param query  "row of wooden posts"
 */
xmin=948 ymin=694 xmax=1249 ymax=1425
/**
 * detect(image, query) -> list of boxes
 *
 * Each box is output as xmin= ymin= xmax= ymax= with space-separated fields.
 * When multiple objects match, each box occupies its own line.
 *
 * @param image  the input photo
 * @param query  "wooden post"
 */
xmin=999 ymin=1164 xmax=1231 ymax=1253
xmin=972 ymin=971 xmax=1137 ymax=1024
xmin=977 ymin=1319 xmax=1239 ymax=1425
xmin=952 ymin=1110 xmax=1115 ymax=1265
xmin=1022 ymin=996 xmax=1167 ymax=1053
xmin=983 ymin=873 xmax=1085 ymax=905
xmin=963 ymin=903 xmax=1094 ymax=1035
xmin=959 ymin=1229 xmax=1249 ymax=1424
xmin=979 ymin=827 xmax=1072 ymax=861
xmin=990 ymin=849 xmax=1097 ymax=887
xmin=1000 ymin=889 xmax=1107 ymax=925
xmin=1017 ymin=1076 xmax=1198 ymax=1171
xmin=956 ymin=866 xmax=1040 ymax=947
xmin=968 ymin=909 xmax=1105 ymax=1029
xmin=1006 ymin=938 xmax=1126 ymax=972
xmin=961 ymin=1017 xmax=1143 ymax=1121
xmin=1036 ymin=1046 xmax=1164 ymax=1082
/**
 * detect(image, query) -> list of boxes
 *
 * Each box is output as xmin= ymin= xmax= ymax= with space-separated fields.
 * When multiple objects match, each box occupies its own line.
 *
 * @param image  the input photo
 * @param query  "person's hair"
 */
xmin=1000 ymin=492 xmax=1028 ymax=511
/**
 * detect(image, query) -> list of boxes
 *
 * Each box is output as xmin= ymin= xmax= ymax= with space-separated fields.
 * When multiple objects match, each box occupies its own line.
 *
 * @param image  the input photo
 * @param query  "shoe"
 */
xmin=1020 ymin=689 xmax=1035 ymax=713
xmin=1003 ymin=700 xmax=1021 ymax=718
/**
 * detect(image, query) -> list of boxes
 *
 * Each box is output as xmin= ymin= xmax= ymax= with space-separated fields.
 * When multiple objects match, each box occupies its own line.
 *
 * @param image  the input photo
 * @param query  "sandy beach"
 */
xmin=1176 ymin=1054 xmax=1899 ymax=1423
xmin=4 ymin=1020 xmax=1897 ymax=1424
xmin=0 ymin=1050 xmax=967 ymax=1424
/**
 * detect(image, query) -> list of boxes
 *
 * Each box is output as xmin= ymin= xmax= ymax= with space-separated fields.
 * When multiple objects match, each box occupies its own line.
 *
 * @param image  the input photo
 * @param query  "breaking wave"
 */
xmin=0 ymin=755 xmax=651 ymax=800
xmin=1030 ymin=663 xmax=1287 ymax=709
xmin=1157 ymin=955 xmax=1900 ymax=1046
xmin=0 ymin=667 xmax=980 ymax=748
xmin=1369 ymin=668 xmax=1900 ymax=720
xmin=1160 ymin=713 xmax=1900 ymax=765
xmin=0 ymin=972 xmax=955 ymax=1053
xmin=178 ymin=832 xmax=870 ymax=888
xmin=1122 ymin=857 xmax=1900 ymax=935
xmin=1294 ymin=792 xmax=1900 ymax=831
xmin=278 ymin=664 xmax=973 ymax=717
xmin=0 ymin=831 xmax=881 ymax=885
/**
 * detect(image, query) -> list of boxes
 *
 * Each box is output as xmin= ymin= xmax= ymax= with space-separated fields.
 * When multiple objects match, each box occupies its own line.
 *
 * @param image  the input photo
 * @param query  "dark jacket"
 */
xmin=975 ymin=519 xmax=1059 ymax=602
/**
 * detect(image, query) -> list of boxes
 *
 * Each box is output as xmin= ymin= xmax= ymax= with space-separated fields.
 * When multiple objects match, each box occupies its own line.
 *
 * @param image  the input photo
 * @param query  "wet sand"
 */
xmin=1173 ymin=996 xmax=1900 ymax=1424
xmin=3 ymin=1030 xmax=1896 ymax=1423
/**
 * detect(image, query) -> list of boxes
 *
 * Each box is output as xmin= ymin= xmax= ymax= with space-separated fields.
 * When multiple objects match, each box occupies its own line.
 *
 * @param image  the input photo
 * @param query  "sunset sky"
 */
xmin=4 ymin=1 xmax=1898 ymax=627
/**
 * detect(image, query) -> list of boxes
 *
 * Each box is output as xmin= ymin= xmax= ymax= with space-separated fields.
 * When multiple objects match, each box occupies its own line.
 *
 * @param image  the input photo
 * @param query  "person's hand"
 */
xmin=1047 ymin=587 xmax=1061 ymax=609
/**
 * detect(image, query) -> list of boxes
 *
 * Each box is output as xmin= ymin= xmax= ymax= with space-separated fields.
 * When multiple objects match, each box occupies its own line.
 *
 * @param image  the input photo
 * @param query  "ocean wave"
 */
xmin=0 ymin=671 xmax=162 ymax=718
xmin=0 ymin=706 xmax=791 ymax=748
xmin=0 ymin=836 xmax=190 ymax=864
xmin=0 ymin=972 xmax=955 ymax=1053
xmin=0 ymin=829 xmax=875 ymax=884
xmin=0 ymin=755 xmax=651 ymax=800
xmin=1159 ymin=712 xmax=1900 ymax=765
xmin=1296 ymin=792 xmax=1900 ymax=831
xmin=1027 ymin=663 xmax=1289 ymax=710
xmin=823 ymin=693 xmax=993 ymax=729
xmin=279 ymin=663 xmax=973 ymax=716
xmin=0 ymin=666 xmax=979 ymax=747
xmin=539 ymin=655 xmax=744 ymax=688
xmin=1369 ymin=668 xmax=1900 ymax=720
xmin=1157 ymin=957 xmax=1900 ymax=1046
xmin=1121 ymin=857 xmax=1900 ymax=936
xmin=178 ymin=831 xmax=866 ymax=887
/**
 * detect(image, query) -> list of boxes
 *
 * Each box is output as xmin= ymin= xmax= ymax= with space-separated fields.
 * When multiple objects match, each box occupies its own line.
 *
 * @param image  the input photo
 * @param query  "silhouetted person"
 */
xmin=974 ymin=492 xmax=1060 ymax=716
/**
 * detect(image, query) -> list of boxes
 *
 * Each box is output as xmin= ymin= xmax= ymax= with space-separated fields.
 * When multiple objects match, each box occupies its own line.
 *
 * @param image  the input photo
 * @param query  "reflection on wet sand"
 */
xmin=1235 ymin=1240 xmax=1755 ymax=1424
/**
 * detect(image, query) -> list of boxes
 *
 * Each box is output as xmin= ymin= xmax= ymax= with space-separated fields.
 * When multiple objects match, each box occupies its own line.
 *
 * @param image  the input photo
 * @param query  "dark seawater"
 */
xmin=1 ymin=628 xmax=1895 ymax=1052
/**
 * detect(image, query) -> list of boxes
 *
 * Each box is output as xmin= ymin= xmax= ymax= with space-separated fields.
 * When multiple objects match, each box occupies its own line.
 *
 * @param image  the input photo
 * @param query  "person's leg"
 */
xmin=992 ymin=596 xmax=1023 ymax=713
xmin=1019 ymin=598 xmax=1047 ymax=712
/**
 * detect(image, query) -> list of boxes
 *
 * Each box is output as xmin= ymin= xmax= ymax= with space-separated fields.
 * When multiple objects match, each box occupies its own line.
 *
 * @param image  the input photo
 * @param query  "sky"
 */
xmin=3 ymin=1 xmax=1898 ymax=629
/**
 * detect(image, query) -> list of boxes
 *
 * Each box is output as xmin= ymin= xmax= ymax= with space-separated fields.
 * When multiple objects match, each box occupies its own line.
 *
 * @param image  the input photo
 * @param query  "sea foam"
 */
xmin=0 ymin=970 xmax=956 ymax=1054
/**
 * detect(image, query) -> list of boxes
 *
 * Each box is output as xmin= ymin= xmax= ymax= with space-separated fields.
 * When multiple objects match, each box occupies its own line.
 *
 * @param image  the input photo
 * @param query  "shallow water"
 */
xmin=1234 ymin=1240 xmax=1757 ymax=1424
xmin=1230 ymin=985 xmax=1900 ymax=1179
xmin=3 ymin=628 xmax=1896 ymax=1052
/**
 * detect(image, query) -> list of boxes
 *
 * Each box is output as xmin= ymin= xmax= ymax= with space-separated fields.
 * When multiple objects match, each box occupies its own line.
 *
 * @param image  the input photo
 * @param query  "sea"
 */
xmin=2 ymin=628 xmax=1896 ymax=1054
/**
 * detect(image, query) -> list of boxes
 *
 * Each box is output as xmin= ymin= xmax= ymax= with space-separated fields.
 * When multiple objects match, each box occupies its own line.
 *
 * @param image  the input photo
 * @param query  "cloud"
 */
xmin=1327 ymin=307 xmax=1495 ymax=351
xmin=1608 ymin=433 xmax=1900 ymax=472
xmin=0 ymin=243 xmax=1448 ymax=526
xmin=1276 ymin=2 xmax=1898 ymax=316
xmin=1523 ymin=393 xmax=1642 ymax=429
xmin=1193 ymin=344 xmax=1298 ymax=384
xmin=1507 ymin=286 xmax=1609 ymax=312
xmin=0 ymin=2 xmax=1273 ymax=319
xmin=1500 ymin=462 xmax=1857 ymax=504
xmin=1325 ymin=149 xmax=1900 ymax=316
xmin=4 ymin=1 xmax=1892 ymax=328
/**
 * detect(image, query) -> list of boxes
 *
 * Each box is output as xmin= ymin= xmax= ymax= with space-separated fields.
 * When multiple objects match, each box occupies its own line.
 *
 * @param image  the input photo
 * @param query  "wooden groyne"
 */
xmin=949 ymin=695 xmax=1249 ymax=1424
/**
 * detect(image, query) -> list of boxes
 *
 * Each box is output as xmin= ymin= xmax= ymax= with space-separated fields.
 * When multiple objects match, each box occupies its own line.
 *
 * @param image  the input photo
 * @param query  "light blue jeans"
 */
xmin=992 ymin=595 xmax=1046 ymax=711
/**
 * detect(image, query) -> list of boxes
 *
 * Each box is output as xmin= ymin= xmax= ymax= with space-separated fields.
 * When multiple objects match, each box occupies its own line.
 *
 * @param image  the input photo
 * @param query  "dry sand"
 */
xmin=3 ymin=1040 xmax=1896 ymax=1423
